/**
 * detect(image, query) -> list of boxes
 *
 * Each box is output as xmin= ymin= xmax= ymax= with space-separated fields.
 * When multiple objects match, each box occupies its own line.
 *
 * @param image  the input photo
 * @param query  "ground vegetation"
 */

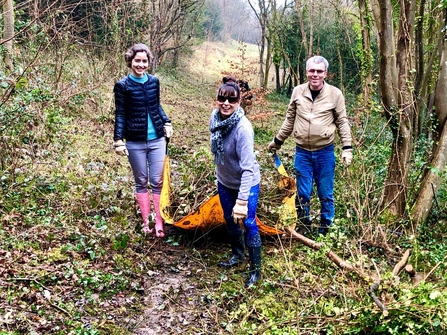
xmin=1 ymin=0 xmax=447 ymax=333
xmin=0 ymin=39 xmax=447 ymax=334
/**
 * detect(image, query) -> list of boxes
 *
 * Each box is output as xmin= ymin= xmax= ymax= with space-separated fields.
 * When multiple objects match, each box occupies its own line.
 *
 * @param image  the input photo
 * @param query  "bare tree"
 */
xmin=412 ymin=30 xmax=447 ymax=225
xmin=295 ymin=0 xmax=311 ymax=58
xmin=2 ymin=0 xmax=14 ymax=71
xmin=369 ymin=0 xmax=415 ymax=217
xmin=248 ymin=0 xmax=270 ymax=88
xmin=147 ymin=0 xmax=205 ymax=71
xmin=370 ymin=0 xmax=447 ymax=225
xmin=206 ymin=0 xmax=259 ymax=43
xmin=413 ymin=0 xmax=444 ymax=139
xmin=358 ymin=0 xmax=373 ymax=107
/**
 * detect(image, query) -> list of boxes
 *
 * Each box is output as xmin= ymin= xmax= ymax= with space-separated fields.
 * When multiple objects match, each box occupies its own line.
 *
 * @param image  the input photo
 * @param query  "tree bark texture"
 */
xmin=295 ymin=0 xmax=309 ymax=57
xmin=412 ymin=39 xmax=447 ymax=225
xmin=359 ymin=0 xmax=373 ymax=107
xmin=2 ymin=0 xmax=14 ymax=71
xmin=248 ymin=0 xmax=268 ymax=88
xmin=378 ymin=0 xmax=415 ymax=218
xmin=147 ymin=0 xmax=203 ymax=71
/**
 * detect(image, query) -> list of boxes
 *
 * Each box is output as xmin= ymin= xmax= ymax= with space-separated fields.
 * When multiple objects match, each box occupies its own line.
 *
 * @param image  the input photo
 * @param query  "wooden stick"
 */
xmin=370 ymin=281 xmax=389 ymax=316
xmin=284 ymin=227 xmax=393 ymax=314
xmin=284 ymin=227 xmax=372 ymax=282
xmin=392 ymin=249 xmax=411 ymax=277
xmin=405 ymin=264 xmax=424 ymax=287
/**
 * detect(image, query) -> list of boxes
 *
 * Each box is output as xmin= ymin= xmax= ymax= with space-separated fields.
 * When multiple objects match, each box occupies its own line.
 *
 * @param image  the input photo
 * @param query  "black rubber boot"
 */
xmin=245 ymin=246 xmax=262 ymax=288
xmin=218 ymin=233 xmax=245 ymax=268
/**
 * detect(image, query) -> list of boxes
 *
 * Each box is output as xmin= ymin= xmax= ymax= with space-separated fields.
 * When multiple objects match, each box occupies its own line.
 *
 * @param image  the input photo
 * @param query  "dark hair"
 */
xmin=222 ymin=75 xmax=237 ymax=84
xmin=217 ymin=82 xmax=241 ymax=100
xmin=124 ymin=43 xmax=154 ymax=68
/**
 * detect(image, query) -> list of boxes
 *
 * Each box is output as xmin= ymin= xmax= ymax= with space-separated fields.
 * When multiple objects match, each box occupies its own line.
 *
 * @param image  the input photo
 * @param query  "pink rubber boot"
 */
xmin=136 ymin=192 xmax=153 ymax=234
xmin=152 ymin=193 xmax=165 ymax=238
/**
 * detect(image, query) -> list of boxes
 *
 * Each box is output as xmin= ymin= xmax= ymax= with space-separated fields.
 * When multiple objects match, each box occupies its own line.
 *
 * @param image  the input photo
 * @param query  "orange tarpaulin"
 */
xmin=161 ymin=151 xmax=295 ymax=236
xmin=172 ymin=194 xmax=283 ymax=236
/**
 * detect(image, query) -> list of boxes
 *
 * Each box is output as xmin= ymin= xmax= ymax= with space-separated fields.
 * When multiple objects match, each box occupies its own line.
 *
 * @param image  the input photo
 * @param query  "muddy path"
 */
xmin=129 ymin=226 xmax=232 ymax=334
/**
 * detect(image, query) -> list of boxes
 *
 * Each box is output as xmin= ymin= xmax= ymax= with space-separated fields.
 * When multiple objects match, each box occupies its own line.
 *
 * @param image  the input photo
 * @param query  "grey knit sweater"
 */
xmin=210 ymin=110 xmax=260 ymax=200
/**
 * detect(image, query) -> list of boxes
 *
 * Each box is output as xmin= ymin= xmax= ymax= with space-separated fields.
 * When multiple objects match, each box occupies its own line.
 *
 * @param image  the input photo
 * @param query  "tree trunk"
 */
xmin=2 ymin=0 xmax=14 ymax=72
xmin=413 ymin=0 xmax=426 ymax=138
xmin=412 ymin=38 xmax=447 ymax=226
xmin=309 ymin=0 xmax=314 ymax=57
xmin=248 ymin=0 xmax=268 ymax=88
xmin=359 ymin=0 xmax=373 ymax=108
xmin=275 ymin=63 xmax=280 ymax=93
xmin=378 ymin=0 xmax=415 ymax=218
xmin=263 ymin=35 xmax=272 ymax=88
xmin=413 ymin=0 xmax=443 ymax=141
xmin=295 ymin=0 xmax=309 ymax=57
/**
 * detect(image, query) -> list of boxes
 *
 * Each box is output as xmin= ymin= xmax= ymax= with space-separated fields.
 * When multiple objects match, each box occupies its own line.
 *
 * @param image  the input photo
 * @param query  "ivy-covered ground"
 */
xmin=1 ymin=41 xmax=447 ymax=335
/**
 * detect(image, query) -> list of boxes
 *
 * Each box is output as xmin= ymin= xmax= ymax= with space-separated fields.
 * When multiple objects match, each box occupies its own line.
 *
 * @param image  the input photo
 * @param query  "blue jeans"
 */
xmin=294 ymin=144 xmax=335 ymax=230
xmin=217 ymin=182 xmax=261 ymax=248
xmin=126 ymin=137 xmax=166 ymax=194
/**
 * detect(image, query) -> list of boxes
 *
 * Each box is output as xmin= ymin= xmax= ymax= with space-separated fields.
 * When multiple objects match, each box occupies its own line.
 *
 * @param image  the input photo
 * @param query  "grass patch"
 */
xmin=1 ymin=40 xmax=447 ymax=334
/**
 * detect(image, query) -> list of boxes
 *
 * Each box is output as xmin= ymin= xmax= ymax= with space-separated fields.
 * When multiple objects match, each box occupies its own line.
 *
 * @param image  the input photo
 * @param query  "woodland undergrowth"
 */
xmin=1 ymin=41 xmax=447 ymax=335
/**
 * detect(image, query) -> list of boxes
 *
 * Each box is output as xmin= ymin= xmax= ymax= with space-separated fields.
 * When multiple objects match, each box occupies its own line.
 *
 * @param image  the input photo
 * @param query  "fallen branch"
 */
xmin=423 ymin=253 xmax=447 ymax=283
xmin=370 ymin=281 xmax=389 ymax=316
xmin=285 ymin=227 xmax=392 ymax=314
xmin=392 ymin=249 xmax=411 ymax=277
xmin=378 ymin=225 xmax=393 ymax=254
xmin=405 ymin=264 xmax=424 ymax=287
xmin=285 ymin=227 xmax=371 ymax=283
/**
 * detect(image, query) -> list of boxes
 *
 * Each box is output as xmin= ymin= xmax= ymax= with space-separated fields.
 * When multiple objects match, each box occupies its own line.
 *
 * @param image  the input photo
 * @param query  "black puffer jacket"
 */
xmin=113 ymin=75 xmax=171 ymax=141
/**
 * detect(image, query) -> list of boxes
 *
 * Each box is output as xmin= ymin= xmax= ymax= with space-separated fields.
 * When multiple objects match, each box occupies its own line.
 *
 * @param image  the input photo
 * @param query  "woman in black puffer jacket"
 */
xmin=113 ymin=43 xmax=173 ymax=238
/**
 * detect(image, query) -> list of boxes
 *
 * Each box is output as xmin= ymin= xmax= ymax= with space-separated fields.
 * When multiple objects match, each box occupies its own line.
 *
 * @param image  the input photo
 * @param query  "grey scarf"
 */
xmin=210 ymin=106 xmax=244 ymax=165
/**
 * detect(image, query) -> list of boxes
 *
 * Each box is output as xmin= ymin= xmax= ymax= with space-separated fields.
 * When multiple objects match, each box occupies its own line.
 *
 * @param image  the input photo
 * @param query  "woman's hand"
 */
xmin=164 ymin=123 xmax=173 ymax=138
xmin=114 ymin=140 xmax=128 ymax=156
xmin=232 ymin=199 xmax=248 ymax=220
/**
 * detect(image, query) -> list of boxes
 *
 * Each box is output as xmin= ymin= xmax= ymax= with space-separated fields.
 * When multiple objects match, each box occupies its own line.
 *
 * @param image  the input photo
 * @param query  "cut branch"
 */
xmin=392 ymin=248 xmax=411 ymax=277
xmin=284 ymin=227 xmax=394 ymax=314
xmin=370 ymin=281 xmax=389 ymax=316
xmin=285 ymin=227 xmax=372 ymax=283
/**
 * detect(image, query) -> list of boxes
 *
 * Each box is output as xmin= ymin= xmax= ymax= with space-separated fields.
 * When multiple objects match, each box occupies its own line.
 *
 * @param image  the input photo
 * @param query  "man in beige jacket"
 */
xmin=268 ymin=55 xmax=352 ymax=235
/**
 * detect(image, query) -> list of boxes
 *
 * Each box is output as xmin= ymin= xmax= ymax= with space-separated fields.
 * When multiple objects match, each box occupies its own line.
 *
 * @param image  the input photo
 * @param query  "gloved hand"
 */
xmin=164 ymin=123 xmax=173 ymax=138
xmin=268 ymin=138 xmax=281 ymax=152
xmin=232 ymin=199 xmax=248 ymax=221
xmin=114 ymin=140 xmax=128 ymax=156
xmin=341 ymin=149 xmax=353 ymax=166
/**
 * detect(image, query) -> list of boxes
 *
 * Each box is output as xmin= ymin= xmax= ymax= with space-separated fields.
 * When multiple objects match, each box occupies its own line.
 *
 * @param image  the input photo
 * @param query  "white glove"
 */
xmin=268 ymin=138 xmax=281 ymax=152
xmin=341 ymin=149 xmax=353 ymax=166
xmin=114 ymin=140 xmax=128 ymax=156
xmin=164 ymin=123 xmax=173 ymax=138
xmin=232 ymin=199 xmax=248 ymax=221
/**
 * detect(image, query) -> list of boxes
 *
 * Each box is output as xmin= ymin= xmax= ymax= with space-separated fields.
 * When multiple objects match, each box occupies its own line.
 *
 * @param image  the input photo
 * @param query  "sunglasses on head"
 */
xmin=217 ymin=95 xmax=239 ymax=104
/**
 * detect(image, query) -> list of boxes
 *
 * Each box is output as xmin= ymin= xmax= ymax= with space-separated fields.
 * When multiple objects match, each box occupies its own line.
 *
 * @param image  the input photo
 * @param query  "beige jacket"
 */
xmin=276 ymin=82 xmax=352 ymax=151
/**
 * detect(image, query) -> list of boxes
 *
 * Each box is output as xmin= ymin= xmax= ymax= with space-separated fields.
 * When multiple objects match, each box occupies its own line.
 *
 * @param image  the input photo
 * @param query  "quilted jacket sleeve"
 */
xmin=113 ymin=79 xmax=127 ymax=141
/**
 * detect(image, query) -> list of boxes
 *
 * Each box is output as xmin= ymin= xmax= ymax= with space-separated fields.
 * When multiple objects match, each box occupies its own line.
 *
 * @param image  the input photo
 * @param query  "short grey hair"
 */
xmin=306 ymin=56 xmax=329 ymax=71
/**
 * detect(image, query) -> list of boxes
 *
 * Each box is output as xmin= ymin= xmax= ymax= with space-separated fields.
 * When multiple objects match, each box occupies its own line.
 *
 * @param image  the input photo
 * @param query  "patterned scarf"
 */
xmin=210 ymin=106 xmax=244 ymax=165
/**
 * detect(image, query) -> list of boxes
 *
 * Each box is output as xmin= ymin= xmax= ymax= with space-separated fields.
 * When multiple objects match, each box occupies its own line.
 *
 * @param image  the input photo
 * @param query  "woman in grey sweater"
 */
xmin=209 ymin=82 xmax=262 ymax=288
